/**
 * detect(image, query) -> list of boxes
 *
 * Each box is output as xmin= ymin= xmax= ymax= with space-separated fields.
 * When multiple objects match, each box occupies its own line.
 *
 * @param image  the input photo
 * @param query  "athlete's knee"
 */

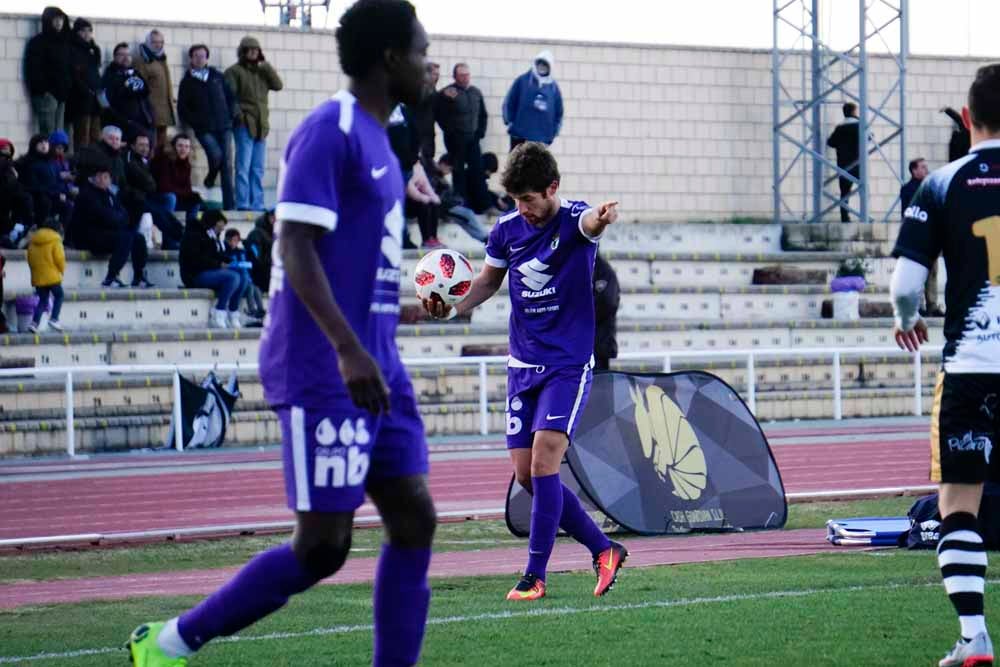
xmin=530 ymin=431 xmax=566 ymax=476
xmin=292 ymin=532 xmax=352 ymax=580
xmin=515 ymin=471 xmax=533 ymax=493
xmin=384 ymin=493 xmax=437 ymax=548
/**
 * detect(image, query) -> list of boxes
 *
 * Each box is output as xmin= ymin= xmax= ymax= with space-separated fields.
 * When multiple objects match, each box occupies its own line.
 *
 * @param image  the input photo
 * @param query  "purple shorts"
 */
xmin=505 ymin=360 xmax=593 ymax=449
xmin=276 ymin=380 xmax=428 ymax=513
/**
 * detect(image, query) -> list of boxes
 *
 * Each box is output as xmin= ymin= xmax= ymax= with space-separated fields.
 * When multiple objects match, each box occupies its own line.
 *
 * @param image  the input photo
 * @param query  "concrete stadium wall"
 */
xmin=0 ymin=11 xmax=995 ymax=222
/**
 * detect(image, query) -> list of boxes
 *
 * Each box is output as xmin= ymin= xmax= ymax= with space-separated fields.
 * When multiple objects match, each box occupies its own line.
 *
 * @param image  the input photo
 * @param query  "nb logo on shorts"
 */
xmin=315 ymin=446 xmax=370 ymax=488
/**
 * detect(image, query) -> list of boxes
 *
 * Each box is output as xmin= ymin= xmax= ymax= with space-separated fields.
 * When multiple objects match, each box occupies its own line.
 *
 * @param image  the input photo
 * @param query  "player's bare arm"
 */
xmin=580 ymin=200 xmax=619 ymax=239
xmin=281 ymin=220 xmax=390 ymax=414
xmin=422 ymin=262 xmax=506 ymax=319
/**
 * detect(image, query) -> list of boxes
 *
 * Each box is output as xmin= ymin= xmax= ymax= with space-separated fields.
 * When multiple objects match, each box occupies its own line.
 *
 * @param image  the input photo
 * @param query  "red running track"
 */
xmin=0 ymin=435 xmax=931 ymax=541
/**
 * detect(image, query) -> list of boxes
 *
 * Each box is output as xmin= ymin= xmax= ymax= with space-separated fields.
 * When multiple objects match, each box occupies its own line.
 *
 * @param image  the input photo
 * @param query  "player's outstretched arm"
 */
xmin=581 ymin=200 xmax=619 ymax=239
xmin=890 ymin=256 xmax=931 ymax=352
xmin=423 ymin=263 xmax=507 ymax=320
xmin=281 ymin=220 xmax=390 ymax=414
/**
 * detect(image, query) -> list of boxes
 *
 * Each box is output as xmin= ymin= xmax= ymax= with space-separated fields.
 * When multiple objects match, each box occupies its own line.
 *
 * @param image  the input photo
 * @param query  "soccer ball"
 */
xmin=413 ymin=248 xmax=474 ymax=306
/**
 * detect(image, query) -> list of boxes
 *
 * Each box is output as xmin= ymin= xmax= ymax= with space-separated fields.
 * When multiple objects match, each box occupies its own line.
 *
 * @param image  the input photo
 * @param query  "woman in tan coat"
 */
xmin=134 ymin=30 xmax=175 ymax=152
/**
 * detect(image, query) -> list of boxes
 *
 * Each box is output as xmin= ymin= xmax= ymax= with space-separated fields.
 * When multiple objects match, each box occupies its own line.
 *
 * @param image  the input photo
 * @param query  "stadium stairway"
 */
xmin=0 ymin=221 xmax=936 ymax=457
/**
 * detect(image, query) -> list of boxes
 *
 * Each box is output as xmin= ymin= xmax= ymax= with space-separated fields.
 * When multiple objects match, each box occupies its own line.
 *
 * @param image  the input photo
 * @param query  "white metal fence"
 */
xmin=0 ymin=345 xmax=940 ymax=457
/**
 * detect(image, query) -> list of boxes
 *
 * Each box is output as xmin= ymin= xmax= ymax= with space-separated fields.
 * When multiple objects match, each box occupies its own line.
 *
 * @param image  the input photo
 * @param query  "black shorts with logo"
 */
xmin=931 ymin=373 xmax=1000 ymax=484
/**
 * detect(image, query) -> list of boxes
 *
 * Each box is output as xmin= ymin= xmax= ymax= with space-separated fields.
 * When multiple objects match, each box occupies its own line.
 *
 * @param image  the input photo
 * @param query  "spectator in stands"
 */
xmin=71 ymin=162 xmax=148 ymax=287
xmin=941 ymin=106 xmax=971 ymax=162
xmin=23 ymin=6 xmax=72 ymax=136
xmin=899 ymin=157 xmax=943 ymax=318
xmin=414 ymin=61 xmax=440 ymax=162
xmin=593 ymin=253 xmax=620 ymax=371
xmin=178 ymin=44 xmax=237 ymax=210
xmin=435 ymin=63 xmax=488 ymax=204
xmin=226 ymin=36 xmax=283 ymax=211
xmin=827 ymin=102 xmax=862 ymax=223
xmin=0 ymin=140 xmax=33 ymax=249
xmin=18 ymin=134 xmax=75 ymax=228
xmin=503 ymin=50 xmax=563 ymax=150
xmin=75 ymin=125 xmax=126 ymax=199
xmin=66 ymin=18 xmax=102 ymax=150
xmin=244 ymin=208 xmax=274 ymax=295
xmin=223 ymin=228 xmax=264 ymax=319
xmin=179 ymin=209 xmax=244 ymax=329
xmin=124 ymin=133 xmax=182 ymax=252
xmin=479 ymin=151 xmax=513 ymax=213
xmin=26 ymin=217 xmax=66 ymax=332
xmin=388 ymin=103 xmax=441 ymax=247
xmin=101 ymin=42 xmax=154 ymax=144
xmin=47 ymin=131 xmax=76 ymax=219
xmin=133 ymin=30 xmax=176 ymax=152
xmin=433 ymin=153 xmax=488 ymax=243
xmin=152 ymin=134 xmax=202 ymax=219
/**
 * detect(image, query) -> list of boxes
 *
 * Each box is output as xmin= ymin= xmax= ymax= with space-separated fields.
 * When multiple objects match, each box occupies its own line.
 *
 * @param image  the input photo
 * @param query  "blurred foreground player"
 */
xmin=126 ymin=2 xmax=436 ymax=665
xmin=423 ymin=142 xmax=628 ymax=601
xmin=891 ymin=64 xmax=1000 ymax=667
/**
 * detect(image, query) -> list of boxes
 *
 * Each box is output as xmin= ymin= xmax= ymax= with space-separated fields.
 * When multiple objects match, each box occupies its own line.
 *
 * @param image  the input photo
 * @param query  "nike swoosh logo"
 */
xmin=603 ymin=553 xmax=617 ymax=572
xmin=371 ymin=166 xmax=388 ymax=179
xmin=545 ymin=414 xmax=566 ymax=421
xmin=511 ymin=246 xmax=526 ymax=252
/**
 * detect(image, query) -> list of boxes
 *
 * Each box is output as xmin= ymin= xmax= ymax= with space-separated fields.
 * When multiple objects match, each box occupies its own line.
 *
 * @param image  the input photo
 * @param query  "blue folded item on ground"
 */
xmin=826 ymin=517 xmax=910 ymax=546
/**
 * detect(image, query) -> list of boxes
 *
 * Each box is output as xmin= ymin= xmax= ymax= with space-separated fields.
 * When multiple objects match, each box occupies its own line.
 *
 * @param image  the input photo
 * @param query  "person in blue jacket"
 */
xmin=502 ymin=50 xmax=563 ymax=150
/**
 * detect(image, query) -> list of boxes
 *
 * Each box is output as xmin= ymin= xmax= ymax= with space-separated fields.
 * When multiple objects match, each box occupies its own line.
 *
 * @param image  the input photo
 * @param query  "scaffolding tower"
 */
xmin=772 ymin=0 xmax=908 ymax=224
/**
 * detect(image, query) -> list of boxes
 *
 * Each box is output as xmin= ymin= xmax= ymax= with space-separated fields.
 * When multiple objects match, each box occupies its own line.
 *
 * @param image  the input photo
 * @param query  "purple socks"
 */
xmin=373 ymin=544 xmax=432 ymax=667
xmin=559 ymin=484 xmax=612 ymax=557
xmin=177 ymin=544 xmax=320 ymax=651
xmin=526 ymin=473 xmax=564 ymax=580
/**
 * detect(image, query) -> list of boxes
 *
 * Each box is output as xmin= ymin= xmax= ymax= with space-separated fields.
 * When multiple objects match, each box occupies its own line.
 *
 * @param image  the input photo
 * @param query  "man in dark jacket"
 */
xmin=76 ymin=125 xmax=126 ymax=192
xmin=71 ymin=163 xmax=148 ymax=287
xmin=898 ymin=157 xmax=942 ymax=318
xmin=24 ymin=6 xmax=72 ymax=135
xmin=124 ymin=134 xmax=183 ymax=250
xmin=179 ymin=209 xmax=242 ymax=328
xmin=503 ymin=50 xmax=564 ymax=149
xmin=101 ymin=43 xmax=154 ymax=144
xmin=413 ymin=61 xmax=439 ymax=162
xmin=0 ymin=140 xmax=33 ymax=248
xmin=66 ymin=18 xmax=102 ymax=149
xmin=434 ymin=63 xmax=488 ymax=204
xmin=593 ymin=254 xmax=620 ymax=371
xmin=243 ymin=209 xmax=274 ymax=293
xmin=178 ymin=44 xmax=237 ymax=210
xmin=826 ymin=102 xmax=862 ymax=223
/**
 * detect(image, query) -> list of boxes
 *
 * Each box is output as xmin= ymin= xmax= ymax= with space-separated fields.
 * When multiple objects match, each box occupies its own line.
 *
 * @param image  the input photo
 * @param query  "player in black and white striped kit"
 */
xmin=892 ymin=64 xmax=1000 ymax=667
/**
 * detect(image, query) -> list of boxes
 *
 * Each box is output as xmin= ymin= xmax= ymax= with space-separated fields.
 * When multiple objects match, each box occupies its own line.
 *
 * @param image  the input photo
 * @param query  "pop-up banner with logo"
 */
xmin=505 ymin=371 xmax=786 ymax=536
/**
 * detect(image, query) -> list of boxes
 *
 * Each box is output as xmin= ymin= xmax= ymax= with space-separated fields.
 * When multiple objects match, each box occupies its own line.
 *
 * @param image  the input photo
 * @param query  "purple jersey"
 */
xmin=485 ymin=199 xmax=599 ymax=366
xmin=260 ymin=90 xmax=407 ymax=408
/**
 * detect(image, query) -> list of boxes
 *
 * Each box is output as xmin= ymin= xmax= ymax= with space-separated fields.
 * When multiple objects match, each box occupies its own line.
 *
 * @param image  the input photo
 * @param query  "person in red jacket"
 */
xmin=151 ymin=133 xmax=202 ymax=217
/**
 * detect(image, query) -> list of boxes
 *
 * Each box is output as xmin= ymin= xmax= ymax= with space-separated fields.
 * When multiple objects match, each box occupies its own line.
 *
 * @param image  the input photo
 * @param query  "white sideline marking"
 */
xmin=2 ymin=577 xmax=994 ymax=664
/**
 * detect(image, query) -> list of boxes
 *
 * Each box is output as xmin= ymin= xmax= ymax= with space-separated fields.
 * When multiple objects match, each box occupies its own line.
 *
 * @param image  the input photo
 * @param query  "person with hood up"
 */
xmin=16 ymin=134 xmax=64 ymax=226
xmin=133 ymin=30 xmax=176 ymax=152
xmin=24 ymin=6 xmax=72 ymax=136
xmin=66 ymin=17 xmax=102 ymax=149
xmin=225 ymin=36 xmax=283 ymax=210
xmin=0 ymin=140 xmax=33 ymax=249
xmin=26 ymin=217 xmax=66 ymax=332
xmin=503 ymin=50 xmax=564 ymax=150
xmin=101 ymin=42 xmax=154 ymax=144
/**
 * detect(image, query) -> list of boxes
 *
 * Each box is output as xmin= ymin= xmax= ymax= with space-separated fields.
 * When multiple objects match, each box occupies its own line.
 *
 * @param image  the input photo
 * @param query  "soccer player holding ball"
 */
xmin=126 ymin=2 xmax=436 ymax=665
xmin=423 ymin=142 xmax=628 ymax=601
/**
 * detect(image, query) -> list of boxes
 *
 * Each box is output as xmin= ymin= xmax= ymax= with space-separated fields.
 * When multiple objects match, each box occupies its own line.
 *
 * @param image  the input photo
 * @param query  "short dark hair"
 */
xmin=453 ymin=62 xmax=468 ymax=78
xmin=201 ymin=209 xmax=227 ymax=228
xmin=224 ymin=228 xmax=241 ymax=241
xmin=113 ymin=42 xmax=129 ymax=56
xmin=842 ymin=102 xmax=857 ymax=117
xmin=336 ymin=0 xmax=417 ymax=78
xmin=501 ymin=142 xmax=560 ymax=195
xmin=908 ymin=157 xmax=926 ymax=175
xmin=968 ymin=64 xmax=1000 ymax=133
xmin=482 ymin=152 xmax=499 ymax=174
xmin=171 ymin=133 xmax=191 ymax=148
xmin=188 ymin=43 xmax=209 ymax=59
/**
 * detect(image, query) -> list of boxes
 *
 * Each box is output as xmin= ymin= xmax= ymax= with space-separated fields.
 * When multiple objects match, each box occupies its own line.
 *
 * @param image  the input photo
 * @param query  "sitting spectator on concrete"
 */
xmin=23 ymin=6 xmax=72 ymax=136
xmin=152 ymin=134 xmax=202 ymax=217
xmin=17 ymin=134 xmax=66 ymax=226
xmin=178 ymin=44 xmax=237 ymax=210
xmin=223 ymin=228 xmax=264 ymax=319
xmin=133 ymin=30 xmax=175 ymax=152
xmin=71 ymin=162 xmax=148 ymax=287
xmin=244 ymin=208 xmax=273 ymax=294
xmin=432 ymin=154 xmax=488 ymax=243
xmin=503 ymin=50 xmax=563 ymax=150
xmin=101 ymin=43 xmax=154 ymax=144
xmin=67 ymin=17 xmax=102 ymax=149
xmin=593 ymin=253 xmax=620 ymax=371
xmin=46 ymin=131 xmax=76 ymax=222
xmin=179 ymin=210 xmax=244 ymax=329
xmin=0 ymin=140 xmax=32 ymax=249
xmin=26 ymin=217 xmax=66 ymax=332
xmin=123 ymin=134 xmax=183 ymax=250
xmin=75 ymin=125 xmax=126 ymax=197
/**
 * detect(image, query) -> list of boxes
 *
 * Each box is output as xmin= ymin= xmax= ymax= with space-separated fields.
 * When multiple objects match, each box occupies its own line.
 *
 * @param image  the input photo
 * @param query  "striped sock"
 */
xmin=938 ymin=512 xmax=988 ymax=640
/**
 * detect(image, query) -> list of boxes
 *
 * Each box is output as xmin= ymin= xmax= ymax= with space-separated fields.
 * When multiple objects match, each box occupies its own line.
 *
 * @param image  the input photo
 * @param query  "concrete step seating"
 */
xmin=2 ymin=288 xmax=216 ymax=331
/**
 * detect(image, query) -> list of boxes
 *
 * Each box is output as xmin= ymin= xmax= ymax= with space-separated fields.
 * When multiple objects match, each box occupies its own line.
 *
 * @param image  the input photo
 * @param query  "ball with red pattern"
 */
xmin=412 ymin=248 xmax=475 ymax=306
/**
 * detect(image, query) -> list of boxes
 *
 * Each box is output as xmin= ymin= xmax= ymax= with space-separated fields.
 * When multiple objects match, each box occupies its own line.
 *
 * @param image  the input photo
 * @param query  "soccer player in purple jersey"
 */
xmin=126 ymin=2 xmax=436 ymax=665
xmin=424 ymin=142 xmax=628 ymax=601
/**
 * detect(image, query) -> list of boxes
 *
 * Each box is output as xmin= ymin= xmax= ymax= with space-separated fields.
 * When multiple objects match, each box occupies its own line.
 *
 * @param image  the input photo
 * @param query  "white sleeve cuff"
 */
xmin=577 ymin=208 xmax=601 ymax=242
xmin=484 ymin=254 xmax=507 ymax=268
xmin=275 ymin=202 xmax=339 ymax=231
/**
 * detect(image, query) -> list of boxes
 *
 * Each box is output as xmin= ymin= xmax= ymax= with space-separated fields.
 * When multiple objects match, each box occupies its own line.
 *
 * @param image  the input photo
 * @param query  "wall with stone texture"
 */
xmin=0 ymin=11 xmax=995 ymax=221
